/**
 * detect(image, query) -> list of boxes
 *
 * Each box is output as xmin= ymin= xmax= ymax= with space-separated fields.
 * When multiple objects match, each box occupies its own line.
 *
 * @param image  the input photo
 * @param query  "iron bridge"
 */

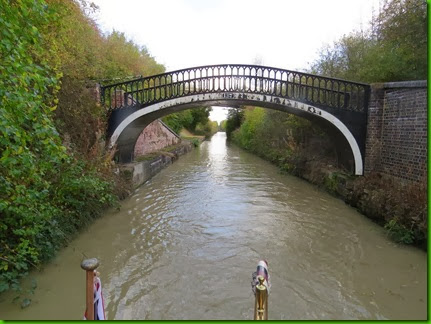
xmin=101 ymin=64 xmax=370 ymax=174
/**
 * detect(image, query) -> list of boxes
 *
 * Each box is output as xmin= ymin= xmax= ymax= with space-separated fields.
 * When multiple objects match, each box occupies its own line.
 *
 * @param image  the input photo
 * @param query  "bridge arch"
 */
xmin=101 ymin=64 xmax=370 ymax=175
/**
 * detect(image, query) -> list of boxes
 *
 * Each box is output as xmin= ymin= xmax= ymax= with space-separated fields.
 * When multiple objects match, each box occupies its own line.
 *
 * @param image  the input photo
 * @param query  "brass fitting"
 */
xmin=254 ymin=276 xmax=268 ymax=320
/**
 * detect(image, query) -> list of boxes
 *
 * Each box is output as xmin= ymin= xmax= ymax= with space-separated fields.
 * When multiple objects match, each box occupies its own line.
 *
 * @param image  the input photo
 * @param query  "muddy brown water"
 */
xmin=0 ymin=132 xmax=427 ymax=320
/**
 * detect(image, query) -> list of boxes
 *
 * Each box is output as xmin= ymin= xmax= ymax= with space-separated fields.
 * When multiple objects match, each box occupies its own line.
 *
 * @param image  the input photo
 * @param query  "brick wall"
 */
xmin=134 ymin=120 xmax=180 ymax=157
xmin=365 ymin=81 xmax=427 ymax=183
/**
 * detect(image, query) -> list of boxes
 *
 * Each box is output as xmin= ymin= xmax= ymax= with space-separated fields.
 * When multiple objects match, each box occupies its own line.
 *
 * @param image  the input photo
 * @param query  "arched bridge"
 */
xmin=101 ymin=64 xmax=370 ymax=175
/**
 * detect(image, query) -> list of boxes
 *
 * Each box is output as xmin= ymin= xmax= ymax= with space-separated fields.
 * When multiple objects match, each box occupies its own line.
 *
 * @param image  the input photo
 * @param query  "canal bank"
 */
xmin=117 ymin=140 xmax=198 ymax=189
xmin=293 ymin=162 xmax=427 ymax=249
xmin=228 ymin=109 xmax=427 ymax=249
xmin=0 ymin=132 xmax=426 ymax=320
xmin=228 ymin=142 xmax=427 ymax=250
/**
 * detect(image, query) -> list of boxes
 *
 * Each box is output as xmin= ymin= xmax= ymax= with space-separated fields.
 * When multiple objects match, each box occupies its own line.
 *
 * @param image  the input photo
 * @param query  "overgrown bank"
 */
xmin=0 ymin=0 xmax=166 ymax=299
xmin=227 ymin=107 xmax=427 ymax=249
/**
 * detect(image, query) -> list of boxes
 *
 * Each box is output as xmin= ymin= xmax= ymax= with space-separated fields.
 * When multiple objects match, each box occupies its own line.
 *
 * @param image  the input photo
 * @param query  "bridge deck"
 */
xmin=101 ymin=64 xmax=370 ymax=113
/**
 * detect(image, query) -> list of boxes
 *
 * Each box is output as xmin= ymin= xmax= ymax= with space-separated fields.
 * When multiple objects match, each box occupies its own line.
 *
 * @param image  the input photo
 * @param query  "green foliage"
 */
xmin=349 ymin=174 xmax=427 ymax=247
xmin=384 ymin=218 xmax=414 ymax=244
xmin=43 ymin=0 xmax=164 ymax=81
xmin=0 ymin=0 xmax=168 ymax=297
xmin=103 ymin=30 xmax=165 ymax=79
xmin=189 ymin=108 xmax=211 ymax=130
xmin=219 ymin=119 xmax=227 ymax=132
xmin=209 ymin=121 xmax=219 ymax=136
xmin=324 ymin=172 xmax=340 ymax=194
xmin=162 ymin=110 xmax=194 ymax=134
xmin=1 ymin=0 xmax=64 ymax=291
xmin=134 ymin=153 xmax=161 ymax=162
xmin=227 ymin=107 xmax=334 ymax=172
xmin=232 ymin=107 xmax=265 ymax=150
xmin=310 ymin=0 xmax=427 ymax=82
xmin=190 ymin=138 xmax=200 ymax=147
xmin=162 ymin=107 xmax=213 ymax=136
xmin=42 ymin=0 xmax=165 ymax=157
xmin=225 ymin=108 xmax=244 ymax=139
xmin=228 ymin=106 xmax=427 ymax=248
xmin=194 ymin=120 xmax=218 ymax=139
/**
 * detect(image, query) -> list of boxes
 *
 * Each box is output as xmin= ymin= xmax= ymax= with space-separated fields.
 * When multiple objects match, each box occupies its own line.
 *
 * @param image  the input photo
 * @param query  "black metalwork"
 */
xmin=100 ymin=64 xmax=370 ymax=113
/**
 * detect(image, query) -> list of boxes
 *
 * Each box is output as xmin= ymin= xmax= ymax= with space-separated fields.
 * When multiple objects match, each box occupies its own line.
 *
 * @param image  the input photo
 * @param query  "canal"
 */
xmin=1 ymin=132 xmax=426 ymax=320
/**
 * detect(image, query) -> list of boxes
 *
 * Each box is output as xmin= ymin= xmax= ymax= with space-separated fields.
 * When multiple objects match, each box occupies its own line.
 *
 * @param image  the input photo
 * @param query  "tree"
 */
xmin=190 ymin=107 xmax=211 ymax=130
xmin=0 ymin=0 xmax=166 ymax=297
xmin=225 ymin=108 xmax=244 ymax=139
xmin=219 ymin=120 xmax=227 ymax=131
xmin=162 ymin=107 xmax=212 ymax=134
xmin=372 ymin=0 xmax=427 ymax=81
xmin=310 ymin=0 xmax=427 ymax=83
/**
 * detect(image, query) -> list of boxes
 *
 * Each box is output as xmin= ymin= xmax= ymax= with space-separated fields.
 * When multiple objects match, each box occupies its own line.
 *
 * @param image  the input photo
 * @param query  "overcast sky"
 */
xmin=90 ymin=0 xmax=382 ymax=122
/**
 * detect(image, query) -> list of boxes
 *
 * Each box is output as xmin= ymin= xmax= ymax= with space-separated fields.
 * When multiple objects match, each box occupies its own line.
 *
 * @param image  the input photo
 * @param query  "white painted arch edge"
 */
xmin=109 ymin=94 xmax=363 ymax=175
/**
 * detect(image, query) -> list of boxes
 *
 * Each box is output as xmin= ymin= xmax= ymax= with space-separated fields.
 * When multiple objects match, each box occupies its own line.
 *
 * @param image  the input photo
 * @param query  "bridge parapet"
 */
xmin=101 ymin=64 xmax=370 ymax=113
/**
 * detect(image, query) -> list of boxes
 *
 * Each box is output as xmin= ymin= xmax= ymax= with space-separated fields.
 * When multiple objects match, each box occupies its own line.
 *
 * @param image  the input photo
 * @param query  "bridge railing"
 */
xmin=101 ymin=64 xmax=370 ymax=113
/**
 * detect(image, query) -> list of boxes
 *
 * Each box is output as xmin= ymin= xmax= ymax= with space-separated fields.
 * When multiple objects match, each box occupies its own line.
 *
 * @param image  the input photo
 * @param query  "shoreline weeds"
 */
xmin=228 ymin=141 xmax=427 ymax=250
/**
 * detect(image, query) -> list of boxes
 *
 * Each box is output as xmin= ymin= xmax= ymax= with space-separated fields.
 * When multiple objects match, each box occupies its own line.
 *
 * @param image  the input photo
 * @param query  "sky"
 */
xmin=90 ymin=0 xmax=382 ymax=122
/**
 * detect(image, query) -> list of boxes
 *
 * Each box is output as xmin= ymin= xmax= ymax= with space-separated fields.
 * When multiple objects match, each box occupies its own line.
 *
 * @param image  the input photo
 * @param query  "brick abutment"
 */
xmin=365 ymin=81 xmax=427 ymax=184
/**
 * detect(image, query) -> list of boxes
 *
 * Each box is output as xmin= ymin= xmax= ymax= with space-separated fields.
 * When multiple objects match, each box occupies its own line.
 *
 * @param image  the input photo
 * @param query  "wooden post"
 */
xmin=81 ymin=258 xmax=99 ymax=320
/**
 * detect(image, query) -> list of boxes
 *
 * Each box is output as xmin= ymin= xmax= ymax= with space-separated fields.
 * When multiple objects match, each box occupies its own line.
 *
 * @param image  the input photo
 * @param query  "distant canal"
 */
xmin=1 ymin=132 xmax=426 ymax=320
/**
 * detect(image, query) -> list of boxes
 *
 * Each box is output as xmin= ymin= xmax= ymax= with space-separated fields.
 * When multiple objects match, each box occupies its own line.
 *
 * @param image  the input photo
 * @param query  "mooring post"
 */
xmin=81 ymin=258 xmax=99 ymax=320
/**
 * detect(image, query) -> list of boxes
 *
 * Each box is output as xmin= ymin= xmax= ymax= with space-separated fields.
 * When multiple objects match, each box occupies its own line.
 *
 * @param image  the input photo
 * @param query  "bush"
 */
xmin=195 ymin=120 xmax=218 ymax=138
xmin=384 ymin=218 xmax=414 ymax=245
xmin=310 ymin=0 xmax=426 ymax=83
xmin=162 ymin=108 xmax=212 ymax=135
xmin=0 ymin=0 xmax=157 ymax=297
xmin=191 ymin=138 xmax=200 ymax=147
xmin=162 ymin=110 xmax=194 ymax=134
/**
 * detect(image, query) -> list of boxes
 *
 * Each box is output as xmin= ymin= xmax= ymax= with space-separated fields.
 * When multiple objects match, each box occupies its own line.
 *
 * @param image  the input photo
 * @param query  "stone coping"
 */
xmin=373 ymin=80 xmax=427 ymax=89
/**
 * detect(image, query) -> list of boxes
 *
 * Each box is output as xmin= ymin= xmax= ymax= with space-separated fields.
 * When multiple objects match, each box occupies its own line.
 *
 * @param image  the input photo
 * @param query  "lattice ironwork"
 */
xmin=101 ymin=64 xmax=370 ymax=113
